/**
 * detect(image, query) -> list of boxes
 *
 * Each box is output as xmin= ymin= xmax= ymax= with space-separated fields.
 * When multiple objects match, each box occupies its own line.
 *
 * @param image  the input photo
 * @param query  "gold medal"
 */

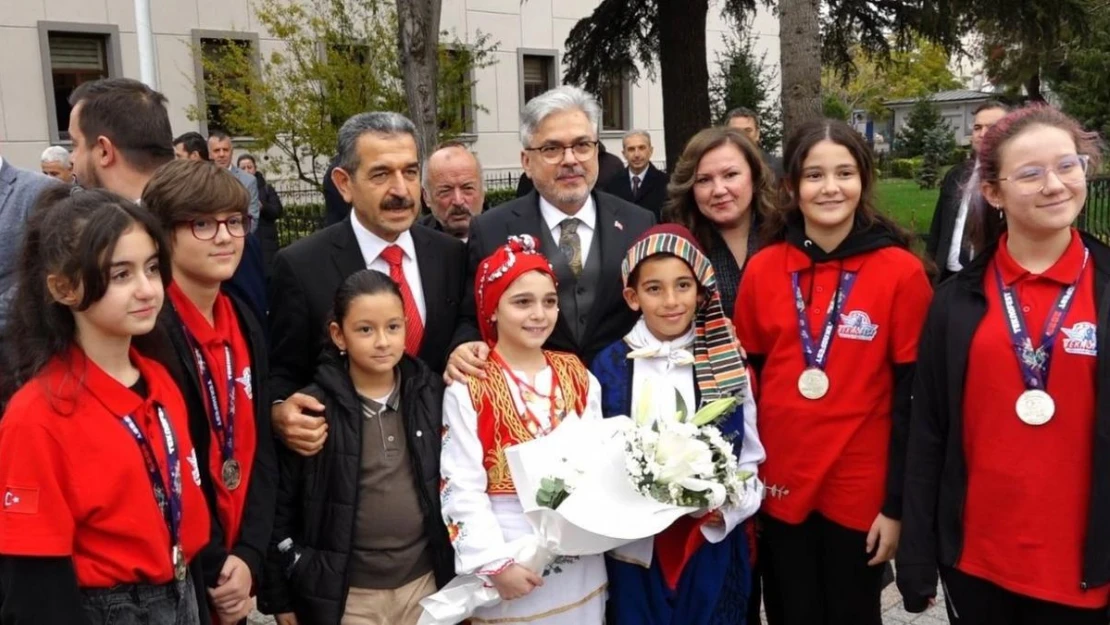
xmin=222 ymin=459 xmax=242 ymax=491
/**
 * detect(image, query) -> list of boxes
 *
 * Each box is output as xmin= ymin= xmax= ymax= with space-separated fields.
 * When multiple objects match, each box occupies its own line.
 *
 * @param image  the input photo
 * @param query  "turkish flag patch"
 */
xmin=3 ymin=487 xmax=39 ymax=514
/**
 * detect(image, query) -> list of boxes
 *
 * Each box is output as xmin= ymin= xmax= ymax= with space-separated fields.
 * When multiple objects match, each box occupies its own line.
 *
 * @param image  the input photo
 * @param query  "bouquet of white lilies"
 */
xmin=624 ymin=393 xmax=754 ymax=511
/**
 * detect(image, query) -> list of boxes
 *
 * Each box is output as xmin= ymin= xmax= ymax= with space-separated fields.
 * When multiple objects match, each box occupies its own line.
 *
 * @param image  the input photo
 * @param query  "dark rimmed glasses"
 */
xmin=524 ymin=140 xmax=599 ymax=165
xmin=183 ymin=215 xmax=251 ymax=241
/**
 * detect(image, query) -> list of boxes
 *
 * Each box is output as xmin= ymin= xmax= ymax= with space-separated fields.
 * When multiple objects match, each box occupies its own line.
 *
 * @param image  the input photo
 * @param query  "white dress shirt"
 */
xmin=349 ymin=211 xmax=427 ymax=322
xmin=629 ymin=167 xmax=648 ymax=192
xmin=947 ymin=164 xmax=979 ymax=273
xmin=539 ymin=195 xmax=597 ymax=266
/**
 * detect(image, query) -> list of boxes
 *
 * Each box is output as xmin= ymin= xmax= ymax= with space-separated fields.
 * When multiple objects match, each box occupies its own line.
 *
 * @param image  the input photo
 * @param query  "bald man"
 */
xmin=418 ymin=141 xmax=486 ymax=241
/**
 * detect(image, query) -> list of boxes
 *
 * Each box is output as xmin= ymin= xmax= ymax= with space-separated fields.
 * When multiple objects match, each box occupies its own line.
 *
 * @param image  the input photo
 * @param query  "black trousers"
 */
xmin=942 ymin=567 xmax=1109 ymax=625
xmin=759 ymin=512 xmax=884 ymax=625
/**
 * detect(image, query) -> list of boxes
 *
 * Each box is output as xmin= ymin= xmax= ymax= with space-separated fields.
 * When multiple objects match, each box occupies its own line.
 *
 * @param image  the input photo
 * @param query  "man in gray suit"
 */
xmin=208 ymin=130 xmax=261 ymax=232
xmin=446 ymin=85 xmax=655 ymax=381
xmin=0 ymin=156 xmax=58 ymax=332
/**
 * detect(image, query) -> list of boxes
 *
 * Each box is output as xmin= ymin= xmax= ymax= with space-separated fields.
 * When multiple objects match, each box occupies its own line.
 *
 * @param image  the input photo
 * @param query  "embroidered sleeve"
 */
xmin=440 ymin=382 xmax=514 ymax=575
xmin=702 ymin=390 xmax=764 ymax=543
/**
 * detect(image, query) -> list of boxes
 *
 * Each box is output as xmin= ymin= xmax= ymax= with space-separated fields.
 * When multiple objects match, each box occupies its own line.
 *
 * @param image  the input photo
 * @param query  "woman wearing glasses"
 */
xmin=140 ymin=160 xmax=277 ymax=625
xmin=898 ymin=105 xmax=1110 ymax=624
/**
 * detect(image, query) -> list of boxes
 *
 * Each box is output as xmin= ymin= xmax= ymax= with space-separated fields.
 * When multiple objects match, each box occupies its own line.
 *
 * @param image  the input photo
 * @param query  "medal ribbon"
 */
xmin=791 ymin=270 xmax=858 ymax=371
xmin=120 ymin=406 xmax=183 ymax=559
xmin=994 ymin=248 xmax=1089 ymax=391
xmin=183 ymin=328 xmax=236 ymax=464
xmin=490 ymin=351 xmax=562 ymax=436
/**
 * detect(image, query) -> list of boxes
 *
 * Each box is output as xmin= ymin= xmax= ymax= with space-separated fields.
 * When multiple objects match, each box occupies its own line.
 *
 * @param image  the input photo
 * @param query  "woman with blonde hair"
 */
xmin=663 ymin=126 xmax=776 ymax=317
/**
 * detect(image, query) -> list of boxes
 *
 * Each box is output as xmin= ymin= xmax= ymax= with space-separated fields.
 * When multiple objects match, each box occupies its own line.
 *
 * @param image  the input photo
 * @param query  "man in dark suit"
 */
xmin=446 ymin=86 xmax=655 ymax=382
xmin=603 ymin=130 xmax=668 ymax=220
xmin=269 ymin=112 xmax=466 ymax=455
xmin=926 ymin=101 xmax=1009 ymax=282
xmin=418 ymin=140 xmax=485 ymax=241
xmin=0 ymin=155 xmax=58 ymax=335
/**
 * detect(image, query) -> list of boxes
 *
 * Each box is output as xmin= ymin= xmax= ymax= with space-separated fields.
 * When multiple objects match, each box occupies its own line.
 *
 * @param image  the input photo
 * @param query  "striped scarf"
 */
xmin=621 ymin=229 xmax=749 ymax=402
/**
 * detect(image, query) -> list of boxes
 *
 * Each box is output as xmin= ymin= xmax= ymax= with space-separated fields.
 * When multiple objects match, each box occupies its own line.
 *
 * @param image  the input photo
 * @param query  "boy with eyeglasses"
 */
xmin=140 ymin=158 xmax=278 ymax=625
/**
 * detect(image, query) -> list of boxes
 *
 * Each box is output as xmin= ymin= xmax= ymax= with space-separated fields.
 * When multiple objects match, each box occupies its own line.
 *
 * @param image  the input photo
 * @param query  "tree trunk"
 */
xmin=396 ymin=0 xmax=442 ymax=159
xmin=658 ymin=0 xmax=711 ymax=170
xmin=779 ymin=0 xmax=823 ymax=140
xmin=1025 ymin=70 xmax=1045 ymax=102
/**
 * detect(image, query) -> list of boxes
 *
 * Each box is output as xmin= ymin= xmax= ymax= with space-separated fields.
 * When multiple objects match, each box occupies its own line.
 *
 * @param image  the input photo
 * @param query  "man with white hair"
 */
xmin=418 ymin=140 xmax=486 ymax=241
xmin=445 ymin=85 xmax=655 ymax=381
xmin=40 ymin=146 xmax=74 ymax=183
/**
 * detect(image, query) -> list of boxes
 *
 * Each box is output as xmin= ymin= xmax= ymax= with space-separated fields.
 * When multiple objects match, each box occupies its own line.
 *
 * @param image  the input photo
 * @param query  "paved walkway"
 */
xmin=250 ymin=581 xmax=953 ymax=624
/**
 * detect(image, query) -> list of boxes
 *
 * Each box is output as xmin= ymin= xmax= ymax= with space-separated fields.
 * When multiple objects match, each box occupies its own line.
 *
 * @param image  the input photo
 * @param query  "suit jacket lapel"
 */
xmin=584 ymin=195 xmax=626 ymax=335
xmin=0 ymin=162 xmax=17 ymax=214
xmin=331 ymin=218 xmax=366 ymax=277
xmin=509 ymin=194 xmax=578 ymax=345
xmin=412 ymin=226 xmax=444 ymax=330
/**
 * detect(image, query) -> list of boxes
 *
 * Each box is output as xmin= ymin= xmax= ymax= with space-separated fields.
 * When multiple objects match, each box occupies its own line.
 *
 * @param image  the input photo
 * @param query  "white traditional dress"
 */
xmin=440 ymin=350 xmax=607 ymax=624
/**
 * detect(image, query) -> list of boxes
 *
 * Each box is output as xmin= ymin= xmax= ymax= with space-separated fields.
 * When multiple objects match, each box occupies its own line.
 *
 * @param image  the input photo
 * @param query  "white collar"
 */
xmin=539 ymin=194 xmax=597 ymax=232
xmin=629 ymin=165 xmax=648 ymax=180
xmin=624 ymin=318 xmax=696 ymax=366
xmin=349 ymin=210 xmax=417 ymax=265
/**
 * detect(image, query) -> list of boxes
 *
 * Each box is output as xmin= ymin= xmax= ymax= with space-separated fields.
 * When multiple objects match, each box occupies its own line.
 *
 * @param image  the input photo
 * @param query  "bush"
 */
xmin=949 ymin=145 xmax=971 ymax=166
xmin=890 ymin=158 xmax=923 ymax=180
xmin=486 ymin=187 xmax=517 ymax=208
xmin=916 ymin=126 xmax=952 ymax=189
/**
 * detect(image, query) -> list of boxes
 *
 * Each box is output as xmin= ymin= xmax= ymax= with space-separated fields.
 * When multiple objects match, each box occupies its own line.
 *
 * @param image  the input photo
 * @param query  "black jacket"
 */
xmin=258 ymin=353 xmax=454 ymax=624
xmin=450 ymin=190 xmax=655 ymax=364
xmin=925 ymin=160 xmax=975 ymax=279
xmin=323 ymin=158 xmax=350 ymax=227
xmin=897 ymin=230 xmax=1110 ymax=612
xmin=603 ymin=164 xmax=668 ymax=221
xmin=268 ymin=220 xmax=466 ymax=401
xmin=255 ymin=171 xmax=285 ymax=274
xmin=138 ymin=292 xmax=278 ymax=590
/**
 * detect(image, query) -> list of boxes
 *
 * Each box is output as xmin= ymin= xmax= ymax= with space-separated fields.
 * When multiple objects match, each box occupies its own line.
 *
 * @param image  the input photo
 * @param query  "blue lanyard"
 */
xmin=994 ymin=248 xmax=1089 ymax=391
xmin=120 ymin=406 xmax=182 ymax=550
xmin=791 ymin=270 xmax=857 ymax=370
xmin=183 ymin=329 xmax=236 ymax=463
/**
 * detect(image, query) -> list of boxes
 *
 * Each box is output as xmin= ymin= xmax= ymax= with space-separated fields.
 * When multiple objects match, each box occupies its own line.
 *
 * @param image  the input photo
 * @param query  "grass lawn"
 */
xmin=875 ymin=178 xmax=939 ymax=236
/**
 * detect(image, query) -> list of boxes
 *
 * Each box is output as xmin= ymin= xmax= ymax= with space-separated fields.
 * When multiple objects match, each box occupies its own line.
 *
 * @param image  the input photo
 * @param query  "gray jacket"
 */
xmin=0 ymin=159 xmax=59 ymax=333
xmin=230 ymin=165 xmax=261 ymax=231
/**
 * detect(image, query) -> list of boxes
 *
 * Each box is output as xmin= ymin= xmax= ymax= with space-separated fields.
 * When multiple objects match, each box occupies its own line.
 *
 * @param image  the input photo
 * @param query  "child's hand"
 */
xmin=491 ymin=564 xmax=543 ymax=600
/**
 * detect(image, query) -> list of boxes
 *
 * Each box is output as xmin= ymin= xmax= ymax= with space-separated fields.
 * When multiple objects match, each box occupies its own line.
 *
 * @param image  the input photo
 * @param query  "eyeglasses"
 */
xmin=524 ymin=140 xmax=599 ymax=165
xmin=997 ymin=155 xmax=1090 ymax=196
xmin=184 ymin=215 xmax=251 ymax=240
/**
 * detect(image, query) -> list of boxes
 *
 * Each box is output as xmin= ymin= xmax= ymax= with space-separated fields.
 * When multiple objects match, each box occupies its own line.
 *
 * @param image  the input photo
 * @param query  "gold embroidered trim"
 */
xmin=469 ymin=582 xmax=608 ymax=624
xmin=606 ymin=552 xmax=651 ymax=569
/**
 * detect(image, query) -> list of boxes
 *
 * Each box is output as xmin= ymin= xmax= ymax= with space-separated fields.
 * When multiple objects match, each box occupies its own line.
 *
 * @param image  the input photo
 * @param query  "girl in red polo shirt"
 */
xmin=141 ymin=160 xmax=276 ymax=625
xmin=0 ymin=187 xmax=211 ymax=624
xmin=734 ymin=119 xmax=932 ymax=625
xmin=899 ymin=106 xmax=1110 ymax=624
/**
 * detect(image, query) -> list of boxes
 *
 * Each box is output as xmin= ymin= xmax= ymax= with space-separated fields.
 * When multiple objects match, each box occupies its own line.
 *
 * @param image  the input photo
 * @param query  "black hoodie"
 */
xmin=259 ymin=352 xmax=454 ymax=624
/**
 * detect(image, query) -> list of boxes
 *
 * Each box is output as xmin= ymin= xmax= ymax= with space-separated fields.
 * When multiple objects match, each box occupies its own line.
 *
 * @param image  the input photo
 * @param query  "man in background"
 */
xmin=725 ymin=106 xmax=782 ymax=178
xmin=419 ymin=140 xmax=485 ymax=241
xmin=40 ymin=146 xmax=74 ymax=183
xmin=173 ymin=131 xmax=210 ymax=161
xmin=208 ymin=129 xmax=261 ymax=230
xmin=603 ymin=130 xmax=667 ymax=219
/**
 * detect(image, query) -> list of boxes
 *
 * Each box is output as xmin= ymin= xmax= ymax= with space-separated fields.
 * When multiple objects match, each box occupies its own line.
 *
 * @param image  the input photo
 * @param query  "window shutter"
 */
xmin=523 ymin=57 xmax=545 ymax=85
xmin=49 ymin=35 xmax=106 ymax=71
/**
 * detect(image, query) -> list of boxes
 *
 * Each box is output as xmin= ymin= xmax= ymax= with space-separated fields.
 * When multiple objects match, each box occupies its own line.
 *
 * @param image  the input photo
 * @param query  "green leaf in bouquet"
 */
xmin=692 ymin=397 xmax=738 ymax=426
xmin=634 ymin=385 xmax=654 ymax=426
xmin=675 ymin=388 xmax=690 ymax=423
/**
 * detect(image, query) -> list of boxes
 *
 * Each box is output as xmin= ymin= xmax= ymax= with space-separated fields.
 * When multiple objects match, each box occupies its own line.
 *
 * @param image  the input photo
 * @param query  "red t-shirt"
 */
xmin=0 ymin=347 xmax=210 ymax=587
xmin=959 ymin=230 xmax=1108 ymax=609
xmin=169 ymin=285 xmax=256 ymax=550
xmin=735 ymin=242 xmax=932 ymax=531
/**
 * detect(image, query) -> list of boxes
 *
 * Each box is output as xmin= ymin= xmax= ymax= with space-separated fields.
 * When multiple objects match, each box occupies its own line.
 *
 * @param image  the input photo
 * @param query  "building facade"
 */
xmin=0 ymin=0 xmax=779 ymax=176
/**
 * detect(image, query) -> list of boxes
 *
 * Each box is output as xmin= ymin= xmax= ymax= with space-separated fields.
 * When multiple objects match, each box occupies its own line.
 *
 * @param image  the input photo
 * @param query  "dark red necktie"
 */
xmin=380 ymin=245 xmax=424 ymax=356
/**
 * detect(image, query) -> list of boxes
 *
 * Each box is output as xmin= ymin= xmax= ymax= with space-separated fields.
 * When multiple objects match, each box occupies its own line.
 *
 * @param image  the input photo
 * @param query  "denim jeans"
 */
xmin=82 ymin=573 xmax=200 ymax=625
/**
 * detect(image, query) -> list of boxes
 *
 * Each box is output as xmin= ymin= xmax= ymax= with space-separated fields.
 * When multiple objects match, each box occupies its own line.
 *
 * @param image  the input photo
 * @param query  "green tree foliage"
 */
xmin=709 ymin=25 xmax=783 ymax=152
xmin=823 ymin=39 xmax=963 ymax=123
xmin=895 ymin=99 xmax=955 ymax=160
xmin=916 ymin=126 xmax=952 ymax=189
xmin=1046 ymin=8 xmax=1110 ymax=138
xmin=189 ymin=0 xmax=493 ymax=189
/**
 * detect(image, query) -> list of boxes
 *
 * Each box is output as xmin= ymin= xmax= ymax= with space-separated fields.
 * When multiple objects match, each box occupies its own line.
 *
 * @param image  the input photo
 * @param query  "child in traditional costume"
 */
xmin=439 ymin=235 xmax=607 ymax=624
xmin=590 ymin=224 xmax=765 ymax=625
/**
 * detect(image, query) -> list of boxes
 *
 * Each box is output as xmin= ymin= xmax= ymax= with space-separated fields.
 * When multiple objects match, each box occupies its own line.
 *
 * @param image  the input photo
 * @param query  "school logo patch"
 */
xmin=237 ymin=367 xmax=253 ymax=400
xmin=187 ymin=449 xmax=202 ymax=487
xmin=2 ymin=487 xmax=38 ymax=514
xmin=1061 ymin=322 xmax=1098 ymax=357
xmin=837 ymin=310 xmax=879 ymax=341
